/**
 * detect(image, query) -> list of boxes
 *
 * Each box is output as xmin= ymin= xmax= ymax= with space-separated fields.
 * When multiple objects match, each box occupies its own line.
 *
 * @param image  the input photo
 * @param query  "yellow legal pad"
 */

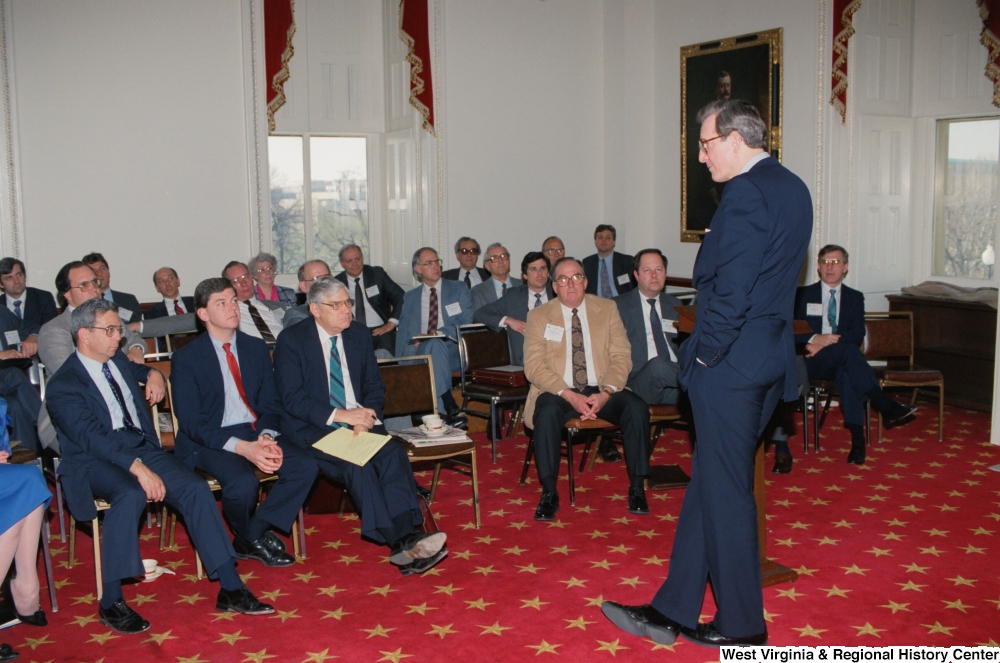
xmin=311 ymin=427 xmax=393 ymax=467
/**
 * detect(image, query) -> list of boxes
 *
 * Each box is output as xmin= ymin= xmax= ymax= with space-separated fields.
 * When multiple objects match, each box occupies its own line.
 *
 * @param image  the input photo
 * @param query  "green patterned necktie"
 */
xmin=828 ymin=289 xmax=838 ymax=334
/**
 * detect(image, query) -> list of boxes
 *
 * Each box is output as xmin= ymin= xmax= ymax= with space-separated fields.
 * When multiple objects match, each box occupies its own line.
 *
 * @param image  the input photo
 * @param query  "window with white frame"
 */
xmin=932 ymin=117 xmax=999 ymax=280
xmin=268 ymin=135 xmax=369 ymax=275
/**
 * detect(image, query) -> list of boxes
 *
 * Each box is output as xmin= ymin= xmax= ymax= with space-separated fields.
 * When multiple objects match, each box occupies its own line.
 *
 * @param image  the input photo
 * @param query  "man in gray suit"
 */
xmin=613 ymin=249 xmax=682 ymax=407
xmin=473 ymin=251 xmax=553 ymax=367
xmin=470 ymin=243 xmax=522 ymax=311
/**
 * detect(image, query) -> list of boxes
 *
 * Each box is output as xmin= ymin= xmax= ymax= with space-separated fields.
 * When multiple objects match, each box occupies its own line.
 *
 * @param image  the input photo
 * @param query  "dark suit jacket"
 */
xmin=395 ymin=279 xmax=474 ymax=355
xmin=678 ymin=156 xmax=813 ymax=401
xmin=442 ymin=266 xmax=490 ymax=287
xmin=473 ymin=284 xmax=554 ymax=366
xmin=169 ymin=331 xmax=283 ymax=469
xmin=794 ymin=282 xmax=866 ymax=349
xmin=0 ymin=305 xmax=36 ymax=350
xmin=46 ymin=351 xmax=159 ymax=521
xmin=273 ymin=318 xmax=386 ymax=448
xmin=0 ymin=287 xmax=57 ymax=336
xmin=613 ymin=289 xmax=682 ymax=378
xmin=583 ymin=252 xmax=636 ymax=296
xmin=143 ymin=296 xmax=195 ymax=320
xmin=107 ymin=290 xmax=142 ymax=323
xmin=334 ymin=265 xmax=405 ymax=325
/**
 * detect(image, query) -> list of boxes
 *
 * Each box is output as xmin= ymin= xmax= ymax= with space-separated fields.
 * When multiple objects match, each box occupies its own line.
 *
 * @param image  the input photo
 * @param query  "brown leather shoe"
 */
xmin=771 ymin=452 xmax=792 ymax=474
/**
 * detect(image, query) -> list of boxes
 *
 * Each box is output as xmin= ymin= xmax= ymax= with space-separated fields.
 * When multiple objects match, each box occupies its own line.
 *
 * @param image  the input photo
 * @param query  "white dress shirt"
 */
xmin=77 ymin=351 xmax=142 ymax=432
xmin=459 ymin=269 xmax=483 ymax=287
xmin=500 ymin=288 xmax=549 ymax=328
xmin=640 ymin=296 xmax=677 ymax=362
xmin=490 ymin=277 xmax=515 ymax=301
xmin=739 ymin=152 xmax=770 ymax=174
xmin=163 ymin=298 xmax=188 ymax=316
xmin=348 ymin=276 xmax=395 ymax=328
xmin=419 ymin=282 xmax=445 ymax=335
xmin=819 ymin=282 xmax=843 ymax=336
xmin=238 ymin=299 xmax=283 ymax=340
xmin=317 ymin=323 xmax=379 ymax=426
xmin=6 ymin=295 xmax=24 ymax=317
xmin=559 ymin=300 xmax=598 ymax=389
xmin=209 ymin=334 xmax=277 ymax=452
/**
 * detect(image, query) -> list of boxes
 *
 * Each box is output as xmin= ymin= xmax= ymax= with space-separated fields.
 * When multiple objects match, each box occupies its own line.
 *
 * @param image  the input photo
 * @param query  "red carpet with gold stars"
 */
xmin=5 ymin=406 xmax=999 ymax=662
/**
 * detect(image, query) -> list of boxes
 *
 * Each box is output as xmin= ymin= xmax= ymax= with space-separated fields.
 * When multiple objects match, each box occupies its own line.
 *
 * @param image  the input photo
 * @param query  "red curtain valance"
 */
xmin=399 ymin=0 xmax=436 ymax=136
xmin=831 ymin=0 xmax=862 ymax=123
xmin=978 ymin=0 xmax=1000 ymax=108
xmin=264 ymin=0 xmax=296 ymax=132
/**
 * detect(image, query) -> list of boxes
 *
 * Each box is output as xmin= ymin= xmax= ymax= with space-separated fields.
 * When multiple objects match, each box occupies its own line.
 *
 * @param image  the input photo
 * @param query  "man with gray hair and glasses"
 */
xmin=441 ymin=237 xmax=489 ymax=289
xmin=602 ymin=99 xmax=813 ymax=648
xmin=470 ymin=242 xmax=522 ymax=311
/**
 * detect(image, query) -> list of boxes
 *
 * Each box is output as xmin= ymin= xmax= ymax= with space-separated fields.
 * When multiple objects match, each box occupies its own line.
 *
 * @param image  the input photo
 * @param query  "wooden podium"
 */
xmin=674 ymin=305 xmax=798 ymax=588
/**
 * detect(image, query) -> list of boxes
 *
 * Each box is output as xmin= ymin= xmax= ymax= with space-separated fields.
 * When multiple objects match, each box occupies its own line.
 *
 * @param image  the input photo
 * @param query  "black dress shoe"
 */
xmin=846 ymin=446 xmax=865 ymax=465
xmin=260 ymin=531 xmax=287 ymax=555
xmin=233 ymin=535 xmax=296 ymax=567
xmin=443 ymin=408 xmax=468 ymax=430
xmin=98 ymin=599 xmax=151 ymax=634
xmin=399 ymin=548 xmax=448 ymax=576
xmin=0 ymin=643 xmax=18 ymax=662
xmin=215 ymin=586 xmax=275 ymax=615
xmin=884 ymin=403 xmax=917 ymax=427
xmin=601 ymin=602 xmax=681 ymax=645
xmin=415 ymin=483 xmax=432 ymax=500
xmin=681 ymin=621 xmax=767 ymax=647
xmin=627 ymin=485 xmax=649 ymax=515
xmin=14 ymin=609 xmax=46 ymax=627
xmin=772 ymin=452 xmax=793 ymax=474
xmin=598 ymin=441 xmax=623 ymax=463
xmin=389 ymin=530 xmax=448 ymax=566
xmin=533 ymin=491 xmax=560 ymax=521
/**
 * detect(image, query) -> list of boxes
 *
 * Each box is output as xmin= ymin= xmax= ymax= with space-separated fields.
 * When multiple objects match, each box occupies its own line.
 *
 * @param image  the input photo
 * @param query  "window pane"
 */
xmin=933 ymin=118 xmax=999 ymax=279
xmin=268 ymin=136 xmax=306 ymax=274
xmin=311 ymin=137 xmax=368 ymax=267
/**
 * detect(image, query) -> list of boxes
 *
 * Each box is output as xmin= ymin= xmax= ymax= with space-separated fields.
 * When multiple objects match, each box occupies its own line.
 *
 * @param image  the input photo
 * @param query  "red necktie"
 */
xmin=223 ymin=342 xmax=257 ymax=429
xmin=173 ymin=300 xmax=184 ymax=316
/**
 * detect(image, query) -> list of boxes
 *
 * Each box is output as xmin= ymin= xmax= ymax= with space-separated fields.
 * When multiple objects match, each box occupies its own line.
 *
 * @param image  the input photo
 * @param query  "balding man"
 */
xmin=333 ymin=244 xmax=405 ymax=354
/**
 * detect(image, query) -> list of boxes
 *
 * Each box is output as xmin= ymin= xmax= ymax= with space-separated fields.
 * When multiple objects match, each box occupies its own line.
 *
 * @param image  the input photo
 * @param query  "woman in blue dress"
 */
xmin=0 ymin=449 xmax=52 ymax=662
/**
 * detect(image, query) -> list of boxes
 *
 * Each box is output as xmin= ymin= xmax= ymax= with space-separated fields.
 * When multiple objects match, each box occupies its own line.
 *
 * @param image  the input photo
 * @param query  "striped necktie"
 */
xmin=329 ymin=336 xmax=347 ymax=427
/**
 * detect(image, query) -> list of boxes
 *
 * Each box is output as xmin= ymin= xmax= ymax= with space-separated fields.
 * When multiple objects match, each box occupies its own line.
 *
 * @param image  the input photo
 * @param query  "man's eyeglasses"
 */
xmin=699 ymin=134 xmax=724 ymax=153
xmin=420 ymin=259 xmax=443 ymax=268
xmin=457 ymin=248 xmax=480 ymax=256
xmin=486 ymin=253 xmax=510 ymax=263
xmin=87 ymin=325 xmax=125 ymax=337
xmin=229 ymin=275 xmax=252 ymax=285
xmin=321 ymin=298 xmax=355 ymax=311
xmin=70 ymin=279 xmax=102 ymax=292
xmin=553 ymin=274 xmax=586 ymax=286
xmin=818 ymin=259 xmax=844 ymax=266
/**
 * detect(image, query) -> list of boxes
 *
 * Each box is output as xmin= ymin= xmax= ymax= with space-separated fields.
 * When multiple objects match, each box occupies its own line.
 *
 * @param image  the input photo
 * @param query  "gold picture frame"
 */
xmin=680 ymin=28 xmax=783 ymax=242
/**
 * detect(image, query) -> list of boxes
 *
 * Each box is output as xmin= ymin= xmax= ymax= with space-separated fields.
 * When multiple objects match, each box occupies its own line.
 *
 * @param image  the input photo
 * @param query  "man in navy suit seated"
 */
xmin=396 ymin=247 xmax=473 ymax=427
xmin=82 ymin=252 xmax=142 ymax=325
xmin=334 ymin=244 xmax=406 ymax=355
xmin=274 ymin=276 xmax=448 ymax=575
xmin=143 ymin=267 xmax=196 ymax=353
xmin=46 ymin=298 xmax=273 ymax=635
xmin=794 ymin=244 xmax=916 ymax=465
xmin=0 ymin=304 xmax=42 ymax=451
xmin=582 ymin=224 xmax=636 ymax=298
xmin=0 ymin=257 xmax=58 ymax=336
xmin=170 ymin=278 xmax=318 ymax=567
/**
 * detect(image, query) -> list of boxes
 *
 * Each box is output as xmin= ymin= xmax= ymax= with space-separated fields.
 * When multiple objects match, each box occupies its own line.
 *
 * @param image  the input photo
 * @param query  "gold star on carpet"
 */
xmin=581 ymin=595 xmax=605 ymax=608
xmin=880 ymin=532 xmax=905 ymax=542
xmin=772 ymin=499 xmax=793 ymax=507
xmin=521 ymin=596 xmax=549 ymax=609
xmin=970 ymin=527 xmax=994 ymax=536
xmin=610 ymin=516 xmax=630 ymax=525
xmin=503 ymin=545 xmax=528 ymax=555
xmin=473 ymin=565 xmax=499 ymax=576
xmin=764 ymin=609 xmax=780 ymax=623
xmin=596 ymin=638 xmax=629 ymax=656
xmin=182 ymin=573 xmax=200 ymax=583
xmin=636 ymin=529 xmax=660 ymax=539
xmin=144 ymin=630 xmax=177 ymax=645
xmin=814 ymin=536 xmax=840 ymax=545
xmin=53 ymin=578 xmax=73 ymax=590
xmin=853 ymin=622 xmax=886 ymax=637
xmin=129 ymin=592 xmax=156 ymax=606
xmin=803 ymin=467 xmax=823 ymax=474
xmin=885 ymin=518 xmax=908 ymax=527
xmin=852 ymin=506 xmax=876 ymax=515
xmin=618 ymin=576 xmax=647 ymax=588
xmin=820 ymin=585 xmax=851 ymax=598
xmin=321 ymin=607 xmax=352 ymax=621
xmin=302 ymin=648 xmax=337 ymax=662
xmin=525 ymin=640 xmax=562 ymax=655
xmin=270 ymin=609 xmax=300 ymax=623
xmin=921 ymin=622 xmax=956 ymax=636
xmin=465 ymin=597 xmax=494 ymax=611
xmin=825 ymin=485 xmax=845 ymax=493
xmin=943 ymin=598 xmax=974 ymax=613
xmin=493 ymin=486 xmax=512 ymax=494
xmin=550 ymin=545 xmax=574 ymax=555
xmin=586 ymin=530 xmax=609 ymax=539
xmin=242 ymin=650 xmax=277 ymax=663
xmin=901 ymin=562 xmax=929 ymax=574
xmin=946 ymin=575 xmax=976 ymax=586
xmin=369 ymin=584 xmax=397 ymax=597
xmin=361 ymin=624 xmax=395 ymax=639
xmin=936 ymin=504 xmax=958 ymax=512
xmin=217 ymin=630 xmax=251 ymax=645
xmin=791 ymin=624 xmax=827 ymax=638
xmin=866 ymin=495 xmax=888 ymax=502
xmin=961 ymin=544 xmax=987 ymax=554
xmin=794 ymin=565 xmax=818 ymax=577
xmin=657 ymin=514 xmax=678 ymax=523
xmin=86 ymin=632 xmax=118 ymax=645
xmin=918 ymin=545 xmax=944 ymax=556
xmin=474 ymin=535 xmax=499 ymax=545
xmin=897 ymin=580 xmax=926 ymax=592
xmin=517 ymin=563 xmax=544 ymax=574
xmin=575 ymin=505 xmax=595 ymax=513
xmin=639 ymin=555 xmax=667 ymax=566
xmin=405 ymin=602 xmax=436 ymax=616
xmin=774 ymin=538 xmax=799 ymax=547
xmin=507 ymin=498 xmax=527 ymax=506
xmin=317 ymin=585 xmax=345 ymax=597
xmin=488 ymin=508 xmax=509 ymax=518
xmin=426 ymin=623 xmax=458 ymax=639
xmin=879 ymin=600 xmax=910 ymax=613
xmin=212 ymin=612 xmax=238 ymax=621
xmin=776 ymin=588 xmax=803 ymax=601
xmin=459 ymin=522 xmax=479 ymax=531
xmin=72 ymin=592 xmax=96 ymax=605
xmin=564 ymin=616 xmax=596 ymax=630
xmin=71 ymin=614 xmax=98 ymax=627
xmin=176 ymin=592 xmax=205 ymax=605
xmin=478 ymin=620 xmax=514 ymax=636
xmin=434 ymin=584 xmax=462 ymax=596
xmin=259 ymin=588 xmax=287 ymax=602
xmin=240 ymin=570 xmax=258 ymax=583
xmin=546 ymin=520 xmax=568 ymax=529
xmin=884 ymin=473 xmax=904 ymax=480
xmin=293 ymin=571 xmax=318 ymax=583
xmin=788 ymin=521 xmax=811 ymax=530
xmin=337 ymin=555 xmax=362 ymax=566
xmin=865 ymin=547 xmax=892 ymax=557
xmin=947 ymin=490 xmax=967 ymax=498
xmin=452 ymin=550 xmax=476 ymax=560
xmin=811 ymin=499 xmax=832 ymax=507
xmin=177 ymin=654 xmax=209 ymax=663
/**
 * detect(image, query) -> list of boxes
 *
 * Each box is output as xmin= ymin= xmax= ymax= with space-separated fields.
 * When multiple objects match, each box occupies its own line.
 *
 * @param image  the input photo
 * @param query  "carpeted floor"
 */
xmin=4 ymin=405 xmax=999 ymax=662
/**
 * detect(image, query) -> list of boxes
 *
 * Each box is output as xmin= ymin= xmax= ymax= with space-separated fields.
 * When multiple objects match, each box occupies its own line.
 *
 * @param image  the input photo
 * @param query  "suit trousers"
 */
xmin=191 ymin=434 xmax=318 ymax=542
xmin=532 ymin=387 xmax=650 ymax=487
xmin=310 ymin=439 xmax=421 ymax=544
xmin=0 ymin=367 xmax=41 ymax=452
xmin=652 ymin=351 xmax=784 ymax=638
xmin=401 ymin=338 xmax=461 ymax=413
xmin=85 ymin=451 xmax=236 ymax=583
xmin=804 ymin=341 xmax=877 ymax=427
xmin=626 ymin=355 xmax=680 ymax=405
xmin=372 ymin=329 xmax=396 ymax=355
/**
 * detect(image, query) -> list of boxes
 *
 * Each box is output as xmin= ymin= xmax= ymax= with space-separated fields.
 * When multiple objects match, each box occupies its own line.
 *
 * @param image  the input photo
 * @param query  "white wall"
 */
xmin=10 ymin=0 xmax=255 ymax=301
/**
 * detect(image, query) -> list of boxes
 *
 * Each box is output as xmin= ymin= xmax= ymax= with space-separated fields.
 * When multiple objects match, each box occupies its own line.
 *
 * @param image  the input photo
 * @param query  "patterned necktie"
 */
xmin=329 ymin=336 xmax=347 ymax=427
xmin=173 ymin=300 xmax=184 ymax=316
xmin=501 ymin=282 xmax=507 ymax=298
xmin=245 ymin=302 xmax=276 ymax=343
xmin=534 ymin=294 xmax=542 ymax=309
xmin=571 ymin=308 xmax=587 ymax=390
xmin=354 ymin=278 xmax=367 ymax=327
xmin=222 ymin=342 xmax=257 ymax=428
xmin=427 ymin=287 xmax=438 ymax=335
xmin=828 ymin=289 xmax=838 ymax=334
xmin=648 ymin=298 xmax=673 ymax=361
xmin=464 ymin=271 xmax=472 ymax=289
xmin=599 ymin=259 xmax=612 ymax=298
xmin=12 ymin=301 xmax=21 ymax=319
xmin=101 ymin=363 xmax=145 ymax=438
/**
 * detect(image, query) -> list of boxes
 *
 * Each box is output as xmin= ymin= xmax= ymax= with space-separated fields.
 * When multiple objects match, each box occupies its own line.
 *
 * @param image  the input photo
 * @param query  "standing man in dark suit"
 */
xmin=396 ymin=247 xmax=473 ymax=427
xmin=613 ymin=249 xmax=683 ymax=407
xmin=794 ymin=244 xmax=916 ymax=465
xmin=274 ymin=276 xmax=448 ymax=575
xmin=143 ymin=267 xmax=196 ymax=353
xmin=334 ymin=244 xmax=405 ymax=355
xmin=474 ymin=251 xmax=553 ymax=367
xmin=582 ymin=225 xmax=635 ymax=298
xmin=170 ymin=278 xmax=318 ymax=567
xmin=46 ymin=298 xmax=273 ymax=635
xmin=603 ymin=100 xmax=813 ymax=647
xmin=441 ymin=237 xmax=490 ymax=288
xmin=0 ymin=257 xmax=58 ymax=336
xmin=470 ymin=243 xmax=522 ymax=311
xmin=82 ymin=253 xmax=142 ymax=324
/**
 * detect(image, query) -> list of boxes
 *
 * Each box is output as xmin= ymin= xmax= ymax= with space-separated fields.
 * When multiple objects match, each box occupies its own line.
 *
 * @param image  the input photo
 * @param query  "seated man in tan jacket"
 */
xmin=523 ymin=257 xmax=650 ymax=521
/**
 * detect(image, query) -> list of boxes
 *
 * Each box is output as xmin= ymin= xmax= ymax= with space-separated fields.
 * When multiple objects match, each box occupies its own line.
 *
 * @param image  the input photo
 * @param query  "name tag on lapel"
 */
xmin=445 ymin=302 xmax=462 ymax=316
xmin=616 ymin=274 xmax=629 ymax=285
xmin=544 ymin=324 xmax=564 ymax=342
xmin=662 ymin=319 xmax=676 ymax=334
xmin=366 ymin=285 xmax=380 ymax=298
xmin=119 ymin=308 xmax=134 ymax=322
xmin=4 ymin=330 xmax=19 ymax=346
xmin=806 ymin=303 xmax=823 ymax=317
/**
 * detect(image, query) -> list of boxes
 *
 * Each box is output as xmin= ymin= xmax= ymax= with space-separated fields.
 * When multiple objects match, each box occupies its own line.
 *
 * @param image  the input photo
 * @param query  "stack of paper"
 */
xmin=312 ymin=428 xmax=393 ymax=466
xmin=393 ymin=426 xmax=471 ymax=447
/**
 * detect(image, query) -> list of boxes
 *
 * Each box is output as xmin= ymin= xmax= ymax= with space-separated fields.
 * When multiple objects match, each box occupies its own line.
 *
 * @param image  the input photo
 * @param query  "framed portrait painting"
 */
xmin=680 ymin=28 xmax=783 ymax=242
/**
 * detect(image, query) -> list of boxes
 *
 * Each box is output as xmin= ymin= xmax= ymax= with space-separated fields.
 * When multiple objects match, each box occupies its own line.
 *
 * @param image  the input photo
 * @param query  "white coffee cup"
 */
xmin=421 ymin=414 xmax=444 ymax=430
xmin=142 ymin=558 xmax=157 ymax=575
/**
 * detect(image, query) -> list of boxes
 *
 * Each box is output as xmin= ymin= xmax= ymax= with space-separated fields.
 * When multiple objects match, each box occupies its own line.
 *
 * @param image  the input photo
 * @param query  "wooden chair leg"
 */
xmin=93 ymin=517 xmax=102 ymax=601
xmin=159 ymin=506 xmax=168 ymax=550
xmin=68 ymin=516 xmax=76 ymax=568
xmin=566 ymin=429 xmax=576 ymax=506
xmin=296 ymin=508 xmax=306 ymax=559
xmin=585 ymin=434 xmax=603 ymax=473
xmin=291 ymin=518 xmax=300 ymax=559
xmin=519 ymin=435 xmax=534 ymax=486
xmin=196 ymin=552 xmax=203 ymax=580
xmin=470 ymin=446 xmax=481 ymax=529
xmin=430 ymin=462 xmax=443 ymax=502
